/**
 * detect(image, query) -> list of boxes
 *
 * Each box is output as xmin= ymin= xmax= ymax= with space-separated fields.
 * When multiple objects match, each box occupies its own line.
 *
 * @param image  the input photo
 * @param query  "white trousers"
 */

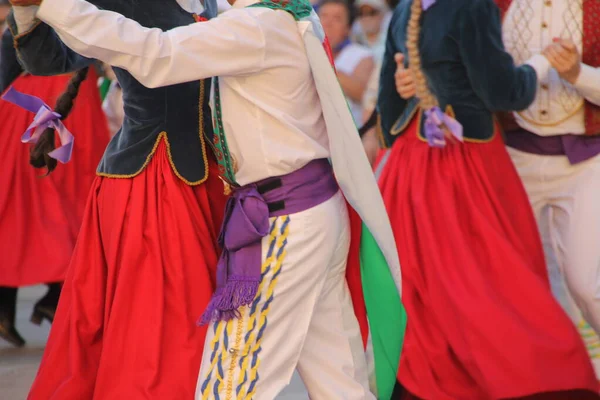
xmin=508 ymin=147 xmax=600 ymax=375
xmin=195 ymin=192 xmax=374 ymax=400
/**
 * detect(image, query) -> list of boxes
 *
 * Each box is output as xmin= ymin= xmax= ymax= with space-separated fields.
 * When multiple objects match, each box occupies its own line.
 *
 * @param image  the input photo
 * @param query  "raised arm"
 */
xmin=33 ymin=0 xmax=268 ymax=88
xmin=7 ymin=7 xmax=93 ymax=75
xmin=456 ymin=0 xmax=549 ymax=112
xmin=0 ymin=28 xmax=23 ymax=92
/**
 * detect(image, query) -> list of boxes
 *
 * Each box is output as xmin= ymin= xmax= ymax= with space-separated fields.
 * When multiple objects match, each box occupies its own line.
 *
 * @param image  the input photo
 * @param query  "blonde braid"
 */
xmin=406 ymin=0 xmax=438 ymax=110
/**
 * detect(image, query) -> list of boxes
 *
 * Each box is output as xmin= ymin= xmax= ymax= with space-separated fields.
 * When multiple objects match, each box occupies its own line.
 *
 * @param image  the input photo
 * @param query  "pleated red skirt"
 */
xmin=0 ymin=72 xmax=109 ymax=286
xmin=379 ymin=117 xmax=599 ymax=399
xmin=27 ymin=140 xmax=227 ymax=399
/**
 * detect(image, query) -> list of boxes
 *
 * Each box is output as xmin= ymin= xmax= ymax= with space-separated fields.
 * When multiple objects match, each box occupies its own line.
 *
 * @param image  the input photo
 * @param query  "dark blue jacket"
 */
xmin=0 ymin=27 xmax=23 ymax=93
xmin=8 ymin=0 xmax=218 ymax=184
xmin=377 ymin=0 xmax=538 ymax=147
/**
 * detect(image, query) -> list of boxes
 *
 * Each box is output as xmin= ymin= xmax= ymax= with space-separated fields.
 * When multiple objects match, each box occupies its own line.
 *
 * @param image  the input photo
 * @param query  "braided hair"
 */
xmin=30 ymin=67 xmax=90 ymax=174
xmin=405 ymin=0 xmax=437 ymax=110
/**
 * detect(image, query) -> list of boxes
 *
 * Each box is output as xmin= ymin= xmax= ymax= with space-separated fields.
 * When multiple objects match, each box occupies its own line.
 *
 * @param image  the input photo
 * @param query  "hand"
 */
xmin=542 ymin=38 xmax=581 ymax=84
xmin=9 ymin=0 xmax=42 ymax=5
xmin=394 ymin=53 xmax=415 ymax=100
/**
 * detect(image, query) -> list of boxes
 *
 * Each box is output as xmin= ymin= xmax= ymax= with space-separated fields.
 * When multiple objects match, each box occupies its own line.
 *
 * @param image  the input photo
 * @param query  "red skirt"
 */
xmin=0 ymin=72 xmax=109 ymax=286
xmin=379 ymin=117 xmax=599 ymax=399
xmin=27 ymin=141 xmax=227 ymax=399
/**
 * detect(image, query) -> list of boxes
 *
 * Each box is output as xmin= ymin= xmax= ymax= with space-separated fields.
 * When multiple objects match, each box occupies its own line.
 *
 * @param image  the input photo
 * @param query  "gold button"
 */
xmin=545 ymin=0 xmax=551 ymax=6
xmin=540 ymin=110 xmax=548 ymax=116
xmin=542 ymin=22 xmax=548 ymax=28
xmin=541 ymin=83 xmax=549 ymax=90
xmin=229 ymin=348 xmax=237 ymax=354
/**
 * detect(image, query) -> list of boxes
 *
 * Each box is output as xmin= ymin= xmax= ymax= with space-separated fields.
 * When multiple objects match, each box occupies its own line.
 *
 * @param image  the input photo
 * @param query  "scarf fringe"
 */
xmin=198 ymin=278 xmax=260 ymax=325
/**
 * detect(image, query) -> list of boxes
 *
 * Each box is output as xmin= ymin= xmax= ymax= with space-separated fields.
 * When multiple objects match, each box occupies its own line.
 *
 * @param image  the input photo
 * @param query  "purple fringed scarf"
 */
xmin=200 ymin=158 xmax=338 ymax=325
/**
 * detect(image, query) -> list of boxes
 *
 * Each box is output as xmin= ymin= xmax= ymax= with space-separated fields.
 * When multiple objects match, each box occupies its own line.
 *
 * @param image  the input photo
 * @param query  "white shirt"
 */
xmin=13 ymin=0 xmax=205 ymax=32
xmin=29 ymin=0 xmax=331 ymax=186
xmin=502 ymin=0 xmax=600 ymax=136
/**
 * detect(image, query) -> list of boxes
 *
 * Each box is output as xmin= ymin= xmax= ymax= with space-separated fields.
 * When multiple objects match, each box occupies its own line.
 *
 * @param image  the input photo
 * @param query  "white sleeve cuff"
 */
xmin=573 ymin=64 xmax=600 ymax=106
xmin=525 ymin=54 xmax=552 ymax=83
xmin=12 ymin=6 xmax=40 ymax=34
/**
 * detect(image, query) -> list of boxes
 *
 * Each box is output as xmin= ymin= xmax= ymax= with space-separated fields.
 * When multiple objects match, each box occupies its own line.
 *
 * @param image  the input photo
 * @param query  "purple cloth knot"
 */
xmin=200 ymin=186 xmax=270 ymax=325
xmin=2 ymin=87 xmax=74 ymax=163
xmin=424 ymin=106 xmax=463 ymax=148
xmin=199 ymin=159 xmax=338 ymax=325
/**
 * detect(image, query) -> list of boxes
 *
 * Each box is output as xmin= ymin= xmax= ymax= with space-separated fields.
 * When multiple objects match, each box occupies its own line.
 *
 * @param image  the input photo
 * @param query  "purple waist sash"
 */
xmin=505 ymin=128 xmax=600 ymax=164
xmin=200 ymin=158 xmax=339 ymax=324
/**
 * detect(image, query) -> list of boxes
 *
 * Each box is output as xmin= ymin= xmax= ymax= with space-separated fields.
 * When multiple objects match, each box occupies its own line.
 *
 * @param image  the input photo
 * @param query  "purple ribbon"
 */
xmin=2 ymin=87 xmax=74 ymax=163
xmin=422 ymin=0 xmax=436 ymax=10
xmin=424 ymin=106 xmax=463 ymax=148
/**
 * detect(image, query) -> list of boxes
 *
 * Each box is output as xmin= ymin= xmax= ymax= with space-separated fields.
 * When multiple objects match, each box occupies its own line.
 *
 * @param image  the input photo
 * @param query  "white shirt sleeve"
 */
xmin=525 ymin=54 xmax=551 ymax=83
xmin=36 ymin=0 xmax=267 ymax=88
xmin=11 ymin=6 xmax=40 ymax=34
xmin=573 ymin=64 xmax=600 ymax=106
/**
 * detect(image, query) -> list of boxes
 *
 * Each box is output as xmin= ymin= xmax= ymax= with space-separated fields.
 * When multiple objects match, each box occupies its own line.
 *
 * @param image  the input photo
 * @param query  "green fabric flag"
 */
xmin=98 ymin=78 xmax=112 ymax=102
xmin=361 ymin=223 xmax=407 ymax=399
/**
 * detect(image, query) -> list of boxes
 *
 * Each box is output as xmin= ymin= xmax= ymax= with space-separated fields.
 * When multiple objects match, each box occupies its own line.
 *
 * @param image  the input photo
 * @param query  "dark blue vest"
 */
xmin=377 ymin=0 xmax=538 ymax=148
xmin=8 ymin=0 xmax=218 ymax=184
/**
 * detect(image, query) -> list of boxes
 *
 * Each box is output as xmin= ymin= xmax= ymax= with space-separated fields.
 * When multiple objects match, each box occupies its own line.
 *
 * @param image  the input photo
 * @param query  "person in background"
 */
xmin=352 ymin=0 xmax=390 ymax=63
xmin=352 ymin=0 xmax=390 ymax=164
xmin=496 ymin=0 xmax=600 ymax=377
xmin=0 ymin=24 xmax=109 ymax=347
xmin=378 ymin=0 xmax=599 ymax=397
xmin=319 ymin=0 xmax=374 ymax=125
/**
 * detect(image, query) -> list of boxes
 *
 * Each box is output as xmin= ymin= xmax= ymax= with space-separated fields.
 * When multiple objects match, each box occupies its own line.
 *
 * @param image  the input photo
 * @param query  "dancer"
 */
xmin=15 ymin=0 xmax=405 ymax=397
xmin=495 ymin=0 xmax=600 ymax=375
xmin=0 ymin=25 xmax=109 ymax=347
xmin=390 ymin=0 xmax=600 ymax=378
xmin=376 ymin=0 xmax=599 ymax=398
xmin=7 ymin=0 xmax=228 ymax=398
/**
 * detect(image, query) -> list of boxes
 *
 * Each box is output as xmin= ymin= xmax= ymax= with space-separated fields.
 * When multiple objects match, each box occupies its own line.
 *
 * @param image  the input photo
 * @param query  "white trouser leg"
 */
xmin=508 ymin=148 xmax=600 ymax=366
xmin=195 ymin=192 xmax=373 ymax=400
xmin=295 ymin=199 xmax=372 ymax=400
xmin=539 ymin=205 xmax=600 ymax=377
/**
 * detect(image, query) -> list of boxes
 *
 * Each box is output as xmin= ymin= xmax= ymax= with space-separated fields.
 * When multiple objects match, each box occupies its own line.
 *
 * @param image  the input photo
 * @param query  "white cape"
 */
xmin=298 ymin=17 xmax=402 ymax=298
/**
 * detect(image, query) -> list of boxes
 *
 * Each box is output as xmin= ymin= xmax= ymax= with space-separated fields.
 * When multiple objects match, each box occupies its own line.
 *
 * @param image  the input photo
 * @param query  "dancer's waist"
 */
xmin=505 ymin=128 xmax=600 ymax=164
xmin=242 ymin=158 xmax=338 ymax=216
